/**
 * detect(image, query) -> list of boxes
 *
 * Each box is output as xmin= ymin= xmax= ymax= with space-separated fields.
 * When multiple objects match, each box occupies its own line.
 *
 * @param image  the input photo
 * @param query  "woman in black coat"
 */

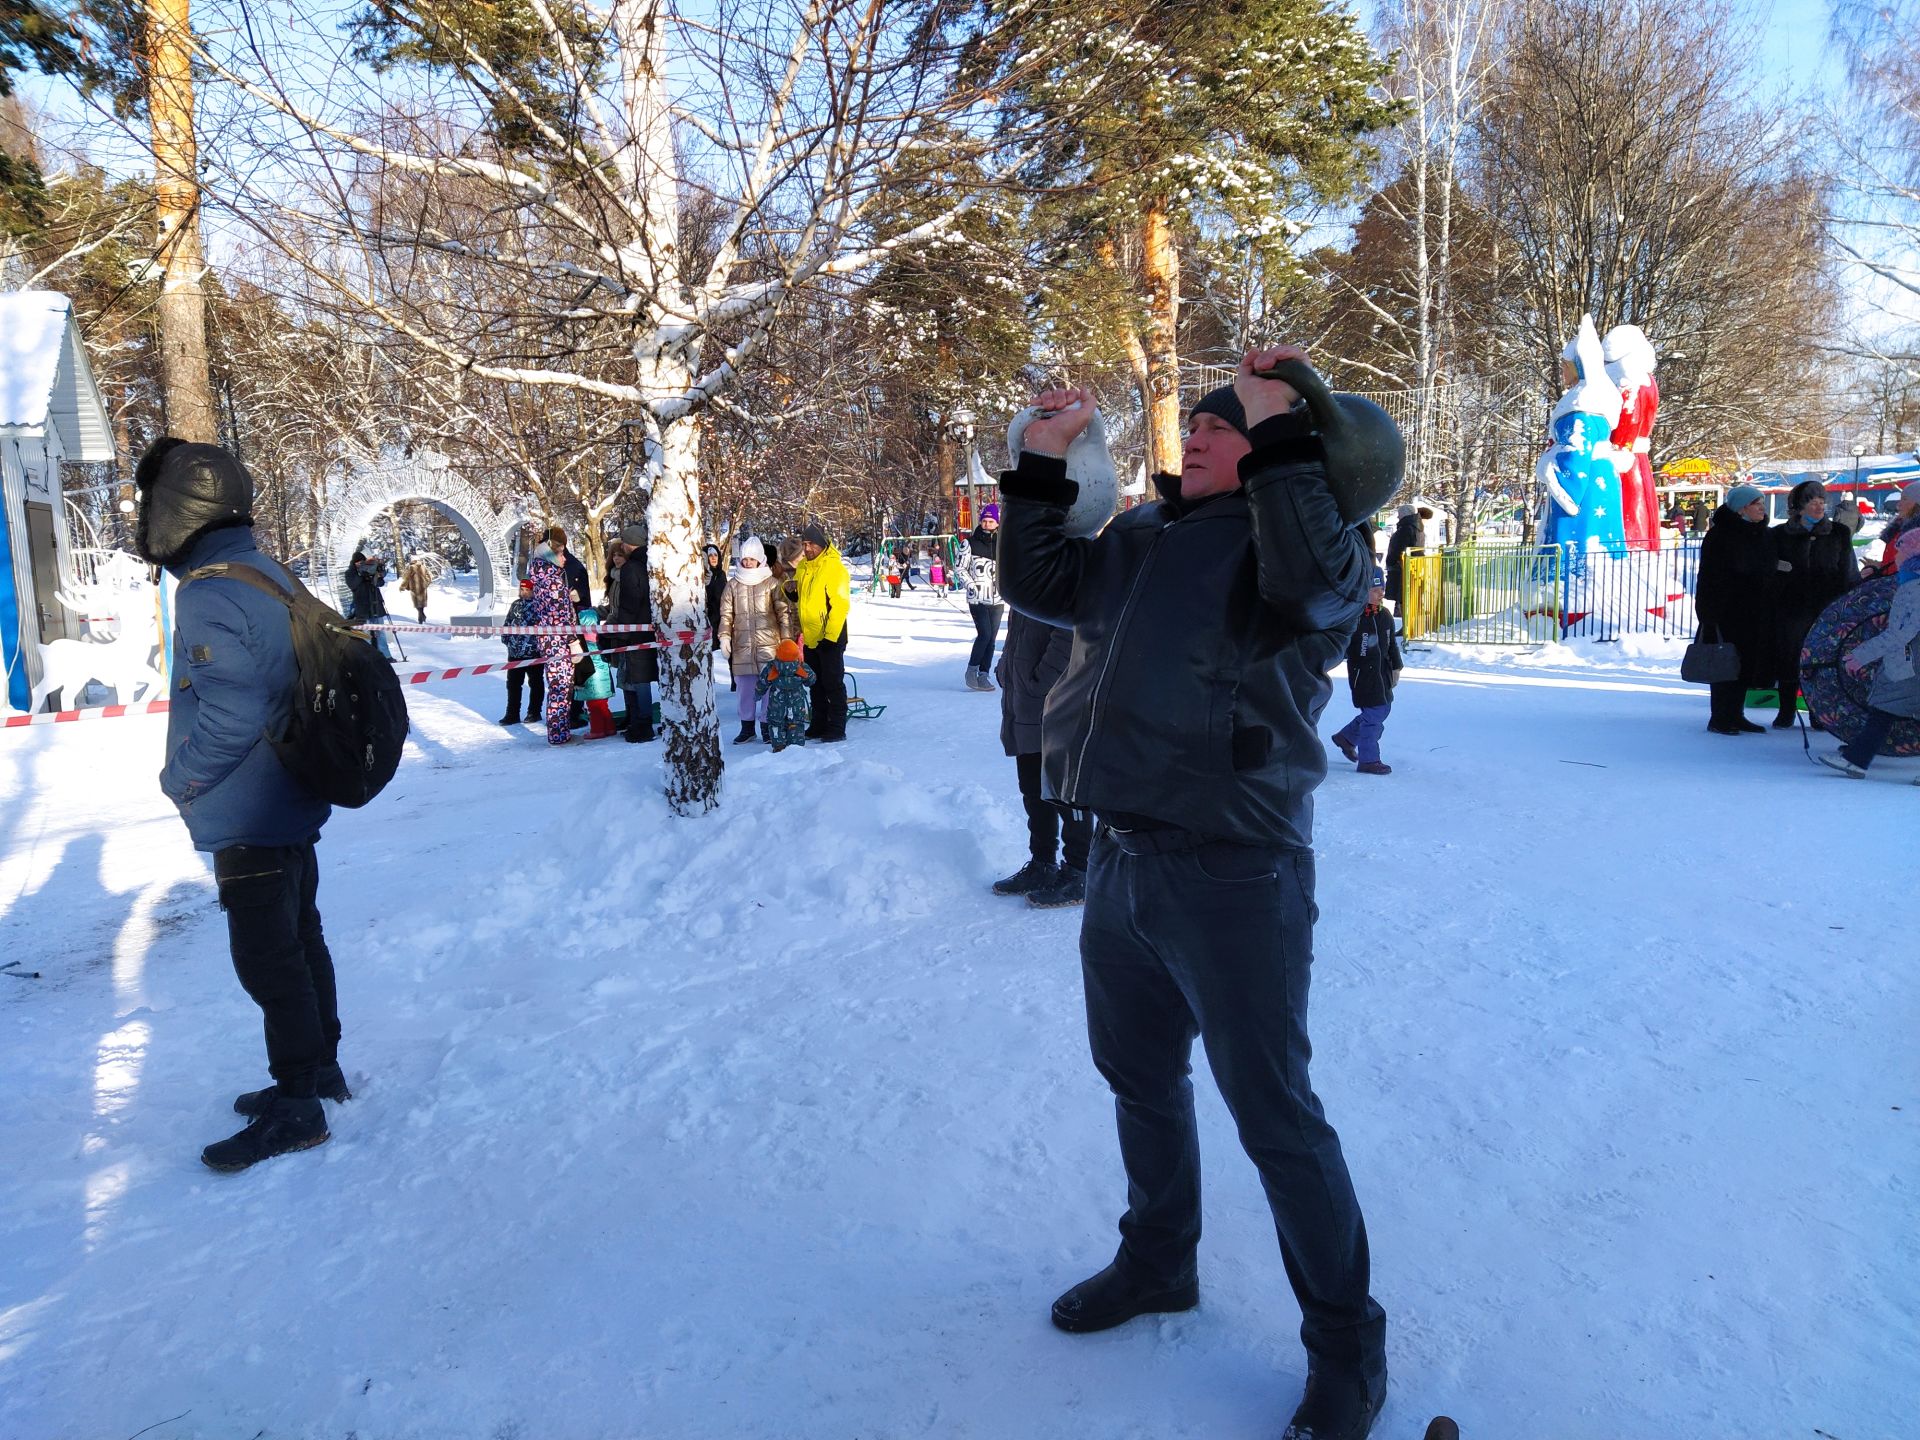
xmin=1693 ymin=487 xmax=1778 ymax=735
xmin=1770 ymin=480 xmax=1858 ymax=727
xmin=702 ymin=543 xmax=728 ymax=639
xmin=609 ymin=524 xmax=659 ymax=742
xmin=1383 ymin=507 xmax=1423 ymax=608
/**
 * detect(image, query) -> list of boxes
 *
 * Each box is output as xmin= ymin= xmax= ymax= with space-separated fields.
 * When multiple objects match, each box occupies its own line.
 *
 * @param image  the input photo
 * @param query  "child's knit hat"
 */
xmin=776 ymin=640 xmax=802 ymax=662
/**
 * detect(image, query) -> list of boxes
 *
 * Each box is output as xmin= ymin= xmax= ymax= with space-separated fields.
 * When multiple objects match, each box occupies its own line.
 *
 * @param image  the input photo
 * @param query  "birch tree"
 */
xmin=188 ymin=0 xmax=1084 ymax=814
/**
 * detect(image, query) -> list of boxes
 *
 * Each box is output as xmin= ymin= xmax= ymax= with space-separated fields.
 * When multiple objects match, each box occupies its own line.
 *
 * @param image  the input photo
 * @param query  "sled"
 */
xmin=846 ymin=673 xmax=886 ymax=720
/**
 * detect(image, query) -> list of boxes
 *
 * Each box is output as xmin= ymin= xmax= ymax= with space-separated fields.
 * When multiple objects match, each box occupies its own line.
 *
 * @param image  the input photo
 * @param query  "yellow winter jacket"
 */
xmin=795 ymin=545 xmax=851 ymax=646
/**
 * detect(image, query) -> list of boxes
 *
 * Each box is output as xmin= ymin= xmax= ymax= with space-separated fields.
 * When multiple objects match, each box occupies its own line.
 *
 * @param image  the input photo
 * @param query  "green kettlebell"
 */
xmin=1258 ymin=358 xmax=1405 ymax=523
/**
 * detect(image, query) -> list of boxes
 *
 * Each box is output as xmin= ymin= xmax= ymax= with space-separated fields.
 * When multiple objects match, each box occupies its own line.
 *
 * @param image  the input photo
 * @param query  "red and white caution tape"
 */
xmin=2 ymin=642 xmax=663 ymax=729
xmin=361 ymin=621 xmax=710 ymax=643
xmin=3 ymin=699 xmax=174 ymax=728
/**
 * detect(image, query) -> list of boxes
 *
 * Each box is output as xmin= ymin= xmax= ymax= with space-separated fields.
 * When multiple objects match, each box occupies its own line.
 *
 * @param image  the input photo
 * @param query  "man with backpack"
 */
xmin=136 ymin=439 xmax=359 ymax=1172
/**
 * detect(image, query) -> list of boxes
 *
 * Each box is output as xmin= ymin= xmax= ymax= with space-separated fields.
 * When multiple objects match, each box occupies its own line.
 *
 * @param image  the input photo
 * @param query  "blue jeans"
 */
xmin=1079 ymin=828 xmax=1386 ymax=1377
xmin=1333 ymin=704 xmax=1391 ymax=764
xmin=968 ymin=603 xmax=1003 ymax=670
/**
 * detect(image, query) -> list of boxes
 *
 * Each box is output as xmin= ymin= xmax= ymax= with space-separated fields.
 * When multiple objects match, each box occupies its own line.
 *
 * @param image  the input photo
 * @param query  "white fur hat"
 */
xmin=739 ymin=536 xmax=767 ymax=565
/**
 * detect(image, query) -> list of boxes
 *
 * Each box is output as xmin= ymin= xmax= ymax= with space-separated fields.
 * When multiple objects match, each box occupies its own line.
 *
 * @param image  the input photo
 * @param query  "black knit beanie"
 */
xmin=1189 ymin=385 xmax=1248 ymax=438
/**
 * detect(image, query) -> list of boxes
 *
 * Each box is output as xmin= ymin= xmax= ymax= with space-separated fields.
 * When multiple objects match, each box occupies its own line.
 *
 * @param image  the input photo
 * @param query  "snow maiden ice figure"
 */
xmin=1537 ymin=315 xmax=1626 ymax=572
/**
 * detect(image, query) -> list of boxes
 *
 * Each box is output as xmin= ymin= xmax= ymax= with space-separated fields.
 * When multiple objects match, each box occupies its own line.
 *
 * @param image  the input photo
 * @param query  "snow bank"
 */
xmin=0 ymin=585 xmax=1911 ymax=1439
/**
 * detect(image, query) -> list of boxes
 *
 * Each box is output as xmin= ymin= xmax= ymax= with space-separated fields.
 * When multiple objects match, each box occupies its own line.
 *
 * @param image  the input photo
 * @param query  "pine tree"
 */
xmin=995 ymin=0 xmax=1403 ymax=472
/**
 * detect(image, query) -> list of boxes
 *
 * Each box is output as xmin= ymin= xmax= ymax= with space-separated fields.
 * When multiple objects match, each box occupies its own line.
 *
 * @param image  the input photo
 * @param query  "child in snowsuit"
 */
xmin=528 ymin=546 xmax=574 ymax=746
xmin=574 ymin=607 xmax=617 ymax=739
xmin=758 ymin=640 xmax=814 ymax=751
xmin=499 ymin=578 xmax=545 ymax=724
xmin=1331 ymin=573 xmax=1402 ymax=776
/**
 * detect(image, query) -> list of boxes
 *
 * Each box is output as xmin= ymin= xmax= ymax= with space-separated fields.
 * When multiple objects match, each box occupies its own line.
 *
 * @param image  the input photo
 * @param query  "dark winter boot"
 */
xmin=1736 ymin=718 xmax=1766 ymax=734
xmin=203 ymin=1094 xmax=330 ymax=1172
xmin=1330 ymin=729 xmax=1358 ymax=763
xmin=1282 ymin=1365 xmax=1388 ymax=1440
xmin=1356 ymin=761 xmax=1393 ymax=776
xmin=1771 ymin=709 xmax=1797 ymax=729
xmin=734 ymin=721 xmax=758 ymax=744
xmin=991 ymin=859 xmax=1057 ymax=897
xmin=1050 ymin=1260 xmax=1198 ymax=1334
xmin=1027 ymin=866 xmax=1086 ymax=909
xmin=498 ymin=708 xmax=521 ymax=726
xmin=234 ymin=1061 xmax=351 ymax=1117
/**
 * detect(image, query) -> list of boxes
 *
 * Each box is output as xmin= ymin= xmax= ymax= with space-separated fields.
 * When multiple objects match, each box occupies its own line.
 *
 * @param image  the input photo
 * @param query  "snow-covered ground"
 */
xmin=1 ymin=579 xmax=1913 ymax=1440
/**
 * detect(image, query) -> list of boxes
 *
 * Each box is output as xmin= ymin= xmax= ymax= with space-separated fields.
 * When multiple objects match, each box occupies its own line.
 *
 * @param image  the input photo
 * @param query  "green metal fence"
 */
xmin=1400 ymin=544 xmax=1564 ymax=646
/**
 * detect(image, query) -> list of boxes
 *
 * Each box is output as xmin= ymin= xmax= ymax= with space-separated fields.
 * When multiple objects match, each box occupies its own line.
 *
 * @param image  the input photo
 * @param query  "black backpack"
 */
xmin=185 ymin=562 xmax=410 ymax=808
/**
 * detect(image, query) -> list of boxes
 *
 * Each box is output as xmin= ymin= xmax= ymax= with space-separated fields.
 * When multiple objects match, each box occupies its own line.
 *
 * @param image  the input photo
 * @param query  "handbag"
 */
xmin=572 ymin=654 xmax=596 ymax=688
xmin=1681 ymin=624 xmax=1741 ymax=685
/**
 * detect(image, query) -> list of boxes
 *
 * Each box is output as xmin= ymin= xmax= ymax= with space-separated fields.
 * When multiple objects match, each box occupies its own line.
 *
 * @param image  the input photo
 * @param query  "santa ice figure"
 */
xmin=1536 ymin=314 xmax=1625 ymax=567
xmin=1603 ymin=324 xmax=1661 ymax=551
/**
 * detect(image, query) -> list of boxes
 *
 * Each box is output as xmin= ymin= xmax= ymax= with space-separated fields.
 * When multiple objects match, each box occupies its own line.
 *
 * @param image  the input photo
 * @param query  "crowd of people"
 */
xmin=487 ymin=522 xmax=854 ymax=749
xmin=1692 ymin=478 xmax=1920 ymax=774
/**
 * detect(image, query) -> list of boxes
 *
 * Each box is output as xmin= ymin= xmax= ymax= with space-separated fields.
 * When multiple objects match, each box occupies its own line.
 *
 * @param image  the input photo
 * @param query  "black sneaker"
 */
xmin=235 ymin=1061 xmax=351 ymax=1117
xmin=1027 ymin=866 xmax=1086 ymax=909
xmin=1050 ymin=1260 xmax=1198 ymax=1333
xmin=1282 ymin=1365 xmax=1388 ymax=1440
xmin=992 ymin=859 xmax=1056 ymax=897
xmin=203 ymin=1094 xmax=330 ymax=1172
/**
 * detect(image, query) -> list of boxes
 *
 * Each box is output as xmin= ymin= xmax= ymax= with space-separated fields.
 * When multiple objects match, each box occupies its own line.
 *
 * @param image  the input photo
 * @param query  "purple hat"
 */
xmin=981 ymin=503 xmax=1001 ymax=524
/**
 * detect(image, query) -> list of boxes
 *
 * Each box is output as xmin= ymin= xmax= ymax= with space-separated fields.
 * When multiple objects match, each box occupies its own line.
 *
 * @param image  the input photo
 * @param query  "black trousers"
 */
xmin=214 ymin=842 xmax=339 ymax=1099
xmin=1777 ymin=617 xmax=1815 ymax=717
xmin=806 ymin=635 xmax=848 ymax=738
xmin=1079 ymin=828 xmax=1386 ymax=1378
xmin=968 ymin=603 xmax=1004 ymax=671
xmin=1708 ymin=680 xmax=1747 ymax=728
xmin=1015 ymin=751 xmax=1090 ymax=870
xmin=1840 ymin=707 xmax=1898 ymax=769
xmin=505 ymin=662 xmax=544 ymax=716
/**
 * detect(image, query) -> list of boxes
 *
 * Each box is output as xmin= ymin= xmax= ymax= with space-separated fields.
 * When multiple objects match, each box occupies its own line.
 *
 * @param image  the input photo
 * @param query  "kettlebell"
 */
xmin=1005 ymin=405 xmax=1119 ymax=538
xmin=1256 ymin=358 xmax=1405 ymax=523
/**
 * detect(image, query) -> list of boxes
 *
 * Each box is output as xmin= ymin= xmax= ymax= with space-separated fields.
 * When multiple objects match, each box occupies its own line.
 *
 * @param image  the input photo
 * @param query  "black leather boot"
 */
xmin=1282 ymin=1364 xmax=1388 ymax=1440
xmin=1050 ymin=1260 xmax=1198 ymax=1333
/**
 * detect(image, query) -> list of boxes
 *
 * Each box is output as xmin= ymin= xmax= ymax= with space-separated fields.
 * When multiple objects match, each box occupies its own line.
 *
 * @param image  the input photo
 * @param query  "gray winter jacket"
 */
xmin=1852 ymin=581 xmax=1920 ymax=719
xmin=996 ymin=608 xmax=1072 ymax=757
xmin=997 ymin=409 xmax=1370 ymax=848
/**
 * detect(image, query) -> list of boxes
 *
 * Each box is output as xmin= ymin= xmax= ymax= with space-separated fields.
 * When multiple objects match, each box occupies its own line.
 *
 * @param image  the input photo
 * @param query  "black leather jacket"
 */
xmin=997 ymin=411 xmax=1371 ymax=848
